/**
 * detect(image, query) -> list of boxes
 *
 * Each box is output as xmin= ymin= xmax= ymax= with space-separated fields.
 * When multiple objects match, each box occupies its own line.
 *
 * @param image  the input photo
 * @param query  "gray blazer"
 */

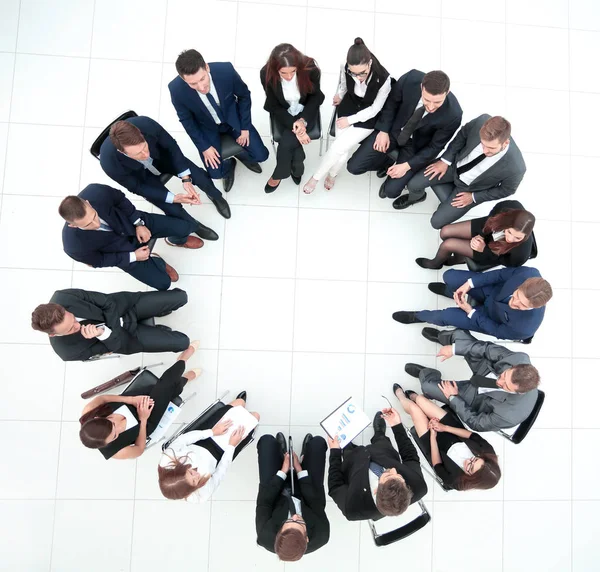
xmin=441 ymin=114 xmax=526 ymax=203
xmin=430 ymin=329 xmax=538 ymax=432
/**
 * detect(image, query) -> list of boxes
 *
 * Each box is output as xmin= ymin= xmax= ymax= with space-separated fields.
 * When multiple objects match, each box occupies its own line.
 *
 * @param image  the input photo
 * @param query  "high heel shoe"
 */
xmin=415 ymin=257 xmax=443 ymax=270
xmin=264 ymin=179 xmax=280 ymax=194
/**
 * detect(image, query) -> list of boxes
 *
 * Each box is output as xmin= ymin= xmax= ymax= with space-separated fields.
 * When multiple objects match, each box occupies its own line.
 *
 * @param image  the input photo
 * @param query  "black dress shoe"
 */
xmin=405 ymin=363 xmax=426 ymax=378
xmin=428 ymin=282 xmax=453 ymax=299
xmin=236 ymin=390 xmax=247 ymax=402
xmin=291 ymin=174 xmax=302 ymax=185
xmin=416 ymin=257 xmax=443 ymax=270
xmin=240 ymin=160 xmax=262 ymax=174
xmin=392 ymin=192 xmax=427 ymax=210
xmin=222 ymin=159 xmax=237 ymax=193
xmin=264 ymin=180 xmax=280 ymax=194
xmin=210 ymin=195 xmax=231 ymax=219
xmin=392 ymin=383 xmax=406 ymax=398
xmin=422 ymin=327 xmax=441 ymax=344
xmin=376 ymin=167 xmax=388 ymax=179
xmin=276 ymin=432 xmax=287 ymax=454
xmin=373 ymin=411 xmax=386 ymax=435
xmin=405 ymin=389 xmax=417 ymax=400
xmin=195 ymin=222 xmax=219 ymax=241
xmin=300 ymin=433 xmax=313 ymax=458
xmin=378 ymin=180 xmax=387 ymax=198
xmin=392 ymin=311 xmax=423 ymax=324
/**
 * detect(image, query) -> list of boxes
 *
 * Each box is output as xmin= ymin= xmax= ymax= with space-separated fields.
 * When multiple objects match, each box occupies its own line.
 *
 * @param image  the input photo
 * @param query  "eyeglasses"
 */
xmin=348 ymin=60 xmax=371 ymax=79
xmin=284 ymin=517 xmax=306 ymax=527
xmin=466 ymin=457 xmax=478 ymax=474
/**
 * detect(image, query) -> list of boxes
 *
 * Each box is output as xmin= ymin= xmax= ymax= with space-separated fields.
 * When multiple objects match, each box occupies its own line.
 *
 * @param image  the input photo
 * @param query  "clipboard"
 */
xmin=320 ymin=396 xmax=370 ymax=449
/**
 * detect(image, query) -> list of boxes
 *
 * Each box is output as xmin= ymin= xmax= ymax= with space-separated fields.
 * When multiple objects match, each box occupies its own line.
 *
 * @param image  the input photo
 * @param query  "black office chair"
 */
xmin=466 ymin=231 xmax=539 ymax=273
xmin=368 ymin=500 xmax=431 ymax=547
xmin=269 ymin=114 xmax=323 ymax=156
xmin=497 ymin=389 xmax=545 ymax=445
xmin=408 ymin=427 xmax=452 ymax=492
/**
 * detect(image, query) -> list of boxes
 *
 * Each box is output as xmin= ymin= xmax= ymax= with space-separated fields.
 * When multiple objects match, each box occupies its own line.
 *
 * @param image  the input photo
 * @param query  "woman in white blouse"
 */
xmin=302 ymin=38 xmax=392 ymax=194
xmin=158 ymin=393 xmax=260 ymax=502
xmin=260 ymin=44 xmax=325 ymax=193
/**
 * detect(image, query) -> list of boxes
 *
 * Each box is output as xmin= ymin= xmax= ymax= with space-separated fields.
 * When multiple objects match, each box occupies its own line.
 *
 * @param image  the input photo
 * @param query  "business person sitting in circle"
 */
xmin=416 ymin=200 xmax=535 ymax=270
xmin=78 ymin=341 xmax=202 ymax=460
xmin=393 ymin=382 xmax=501 ymax=491
xmin=158 ymin=393 xmax=260 ymax=502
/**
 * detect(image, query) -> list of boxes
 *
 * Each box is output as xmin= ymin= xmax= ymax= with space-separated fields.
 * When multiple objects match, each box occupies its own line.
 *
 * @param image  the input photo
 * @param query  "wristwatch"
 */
xmin=181 ymin=176 xmax=192 ymax=184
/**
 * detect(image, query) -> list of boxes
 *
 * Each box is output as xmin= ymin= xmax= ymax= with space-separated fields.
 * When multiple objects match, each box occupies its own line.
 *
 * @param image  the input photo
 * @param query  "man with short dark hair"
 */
xmin=347 ymin=69 xmax=462 ymax=206
xmin=392 ymin=266 xmax=552 ymax=341
xmin=256 ymin=432 xmax=330 ymax=561
xmin=31 ymin=288 xmax=189 ymax=362
xmin=327 ymin=409 xmax=427 ymax=522
xmin=169 ymin=49 xmax=269 ymax=192
xmin=60 ymin=184 xmax=202 ymax=290
xmin=405 ymin=328 xmax=541 ymax=432
xmin=406 ymin=114 xmax=527 ymax=227
xmin=100 ymin=115 xmax=231 ymax=223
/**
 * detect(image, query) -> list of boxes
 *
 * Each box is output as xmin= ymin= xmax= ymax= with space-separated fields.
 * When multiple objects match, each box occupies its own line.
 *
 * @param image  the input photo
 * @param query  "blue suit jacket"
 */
xmin=168 ymin=62 xmax=252 ymax=153
xmin=470 ymin=266 xmax=546 ymax=340
xmin=99 ymin=116 xmax=189 ymax=204
xmin=62 ymin=184 xmax=147 ymax=270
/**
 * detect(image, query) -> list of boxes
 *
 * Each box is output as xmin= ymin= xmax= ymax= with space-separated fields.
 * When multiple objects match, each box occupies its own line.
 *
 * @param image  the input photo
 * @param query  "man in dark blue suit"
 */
xmin=169 ymin=49 xmax=269 ymax=192
xmin=392 ymin=266 xmax=553 ymax=341
xmin=60 ymin=184 xmax=203 ymax=290
xmin=100 ymin=116 xmax=230 ymax=228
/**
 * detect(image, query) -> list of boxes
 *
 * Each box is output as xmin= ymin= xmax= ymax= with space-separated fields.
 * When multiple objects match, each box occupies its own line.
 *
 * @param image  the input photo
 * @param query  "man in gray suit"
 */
xmin=405 ymin=114 xmax=527 ymax=229
xmin=404 ymin=328 xmax=539 ymax=432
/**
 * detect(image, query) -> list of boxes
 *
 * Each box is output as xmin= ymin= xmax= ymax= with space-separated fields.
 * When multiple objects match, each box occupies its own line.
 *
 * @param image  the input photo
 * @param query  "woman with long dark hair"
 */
xmin=302 ymin=37 xmax=392 ymax=194
xmin=260 ymin=44 xmax=325 ymax=193
xmin=78 ymin=341 xmax=202 ymax=460
xmin=416 ymin=200 xmax=535 ymax=270
xmin=393 ymin=383 xmax=501 ymax=491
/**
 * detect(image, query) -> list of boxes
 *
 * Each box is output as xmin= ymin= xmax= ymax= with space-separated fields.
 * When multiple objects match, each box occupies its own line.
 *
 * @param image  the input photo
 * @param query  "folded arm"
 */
xmin=327 ymin=449 xmax=349 ymax=517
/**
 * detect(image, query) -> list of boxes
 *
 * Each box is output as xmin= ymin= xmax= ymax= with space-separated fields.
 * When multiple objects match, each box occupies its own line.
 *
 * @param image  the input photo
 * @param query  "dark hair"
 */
xmin=274 ymin=525 xmax=308 ymax=562
xmin=480 ymin=116 xmax=511 ymax=143
xmin=79 ymin=417 xmax=113 ymax=449
xmin=511 ymin=364 xmax=541 ymax=393
xmin=157 ymin=453 xmax=210 ymax=500
xmin=375 ymin=477 xmax=413 ymax=516
xmin=520 ymin=278 xmax=553 ymax=309
xmin=58 ymin=196 xmax=87 ymax=222
xmin=175 ymin=49 xmax=207 ymax=77
xmin=264 ymin=43 xmax=317 ymax=96
xmin=422 ymin=70 xmax=450 ymax=95
xmin=347 ymin=37 xmax=371 ymax=66
xmin=109 ymin=120 xmax=145 ymax=152
xmin=31 ymin=303 xmax=66 ymax=333
xmin=482 ymin=208 xmax=536 ymax=256
xmin=456 ymin=453 xmax=502 ymax=491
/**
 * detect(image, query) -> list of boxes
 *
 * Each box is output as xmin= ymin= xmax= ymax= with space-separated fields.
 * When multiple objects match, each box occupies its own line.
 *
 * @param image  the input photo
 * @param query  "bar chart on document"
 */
xmin=321 ymin=396 xmax=371 ymax=448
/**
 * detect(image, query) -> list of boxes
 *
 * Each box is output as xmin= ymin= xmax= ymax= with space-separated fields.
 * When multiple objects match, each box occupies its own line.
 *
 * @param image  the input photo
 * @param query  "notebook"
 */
xmin=210 ymin=406 xmax=259 ymax=449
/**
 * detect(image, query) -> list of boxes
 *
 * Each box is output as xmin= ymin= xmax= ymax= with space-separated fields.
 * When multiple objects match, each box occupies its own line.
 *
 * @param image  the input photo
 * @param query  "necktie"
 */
xmin=141 ymin=158 xmax=161 ymax=176
xmin=369 ymin=461 xmax=386 ymax=478
xmin=471 ymin=375 xmax=498 ymax=389
xmin=457 ymin=153 xmax=486 ymax=175
xmin=205 ymin=92 xmax=225 ymax=123
xmin=98 ymin=221 xmax=112 ymax=232
xmin=396 ymin=105 xmax=426 ymax=146
xmin=282 ymin=488 xmax=297 ymax=516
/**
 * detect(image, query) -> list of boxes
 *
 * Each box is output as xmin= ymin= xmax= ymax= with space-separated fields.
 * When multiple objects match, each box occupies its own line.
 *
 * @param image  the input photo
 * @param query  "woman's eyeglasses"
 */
xmin=348 ymin=60 xmax=372 ymax=79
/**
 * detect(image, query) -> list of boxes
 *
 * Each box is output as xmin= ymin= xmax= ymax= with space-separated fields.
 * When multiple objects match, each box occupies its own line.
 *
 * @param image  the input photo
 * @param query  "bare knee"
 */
xmin=251 ymin=411 xmax=260 ymax=421
xmin=229 ymin=398 xmax=245 ymax=407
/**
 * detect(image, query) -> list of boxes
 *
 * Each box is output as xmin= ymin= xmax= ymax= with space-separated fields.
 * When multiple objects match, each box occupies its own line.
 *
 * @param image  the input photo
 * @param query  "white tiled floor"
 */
xmin=0 ymin=1 xmax=596 ymax=571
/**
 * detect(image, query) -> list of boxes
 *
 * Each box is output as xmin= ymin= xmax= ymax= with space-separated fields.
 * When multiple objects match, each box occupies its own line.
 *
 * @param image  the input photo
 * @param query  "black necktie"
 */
xmin=396 ymin=105 xmax=426 ymax=146
xmin=282 ymin=488 xmax=297 ymax=516
xmin=471 ymin=375 xmax=498 ymax=389
xmin=457 ymin=153 xmax=486 ymax=175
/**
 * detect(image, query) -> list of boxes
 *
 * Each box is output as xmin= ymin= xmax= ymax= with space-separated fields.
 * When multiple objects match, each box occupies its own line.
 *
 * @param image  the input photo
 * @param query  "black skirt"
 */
xmin=418 ymin=411 xmax=466 ymax=458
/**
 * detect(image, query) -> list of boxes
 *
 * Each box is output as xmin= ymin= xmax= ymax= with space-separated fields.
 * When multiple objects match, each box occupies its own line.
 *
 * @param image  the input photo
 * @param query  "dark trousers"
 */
xmin=154 ymin=156 xmax=222 ymax=199
xmin=346 ymin=131 xmax=417 ymax=198
xmin=146 ymin=360 xmax=188 ymax=433
xmin=272 ymin=123 xmax=305 ymax=180
xmin=125 ymin=212 xmax=196 ymax=290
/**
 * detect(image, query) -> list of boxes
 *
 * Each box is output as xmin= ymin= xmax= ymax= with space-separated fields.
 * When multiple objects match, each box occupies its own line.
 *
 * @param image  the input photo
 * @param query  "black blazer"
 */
xmin=328 ymin=424 xmax=427 ymax=521
xmin=375 ymin=69 xmax=463 ymax=172
xmin=62 ymin=184 xmax=148 ymax=270
xmin=260 ymin=64 xmax=325 ymax=131
xmin=48 ymin=288 xmax=144 ymax=361
xmin=99 ymin=115 xmax=190 ymax=205
xmin=256 ymin=473 xmax=330 ymax=554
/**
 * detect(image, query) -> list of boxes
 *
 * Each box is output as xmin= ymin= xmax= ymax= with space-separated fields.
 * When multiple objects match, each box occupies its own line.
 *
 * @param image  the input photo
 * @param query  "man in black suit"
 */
xmin=328 ymin=410 xmax=427 ymax=522
xmin=60 ymin=184 xmax=202 ymax=290
xmin=406 ymin=114 xmax=527 ymax=228
xmin=100 ymin=115 xmax=230 ymax=224
xmin=347 ymin=69 xmax=462 ymax=208
xmin=256 ymin=433 xmax=330 ymax=561
xmin=31 ymin=288 xmax=189 ymax=362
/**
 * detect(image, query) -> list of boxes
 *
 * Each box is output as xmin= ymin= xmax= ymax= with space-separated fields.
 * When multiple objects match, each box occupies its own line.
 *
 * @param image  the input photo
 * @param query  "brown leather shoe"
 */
xmin=164 ymin=262 xmax=179 ymax=282
xmin=164 ymin=236 xmax=204 ymax=249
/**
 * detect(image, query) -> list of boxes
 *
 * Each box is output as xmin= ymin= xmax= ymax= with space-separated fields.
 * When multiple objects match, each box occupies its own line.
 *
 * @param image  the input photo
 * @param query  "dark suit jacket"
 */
xmin=259 ymin=65 xmax=325 ymax=130
xmin=469 ymin=266 xmax=546 ymax=340
xmin=99 ymin=116 xmax=190 ymax=204
xmin=328 ymin=424 xmax=427 ymax=521
xmin=169 ymin=62 xmax=252 ymax=153
xmin=375 ymin=69 xmax=462 ymax=172
xmin=48 ymin=288 xmax=144 ymax=361
xmin=441 ymin=114 xmax=527 ymax=202
xmin=62 ymin=184 xmax=147 ymax=270
xmin=256 ymin=473 xmax=330 ymax=554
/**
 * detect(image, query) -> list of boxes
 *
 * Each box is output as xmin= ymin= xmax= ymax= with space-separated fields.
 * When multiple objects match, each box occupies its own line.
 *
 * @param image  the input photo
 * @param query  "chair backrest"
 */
xmin=530 ymin=232 xmax=538 ymax=259
xmin=90 ymin=110 xmax=139 ymax=159
xmin=328 ymin=108 xmax=337 ymax=137
xmin=503 ymin=389 xmax=545 ymax=444
xmin=409 ymin=427 xmax=452 ymax=492
xmin=368 ymin=501 xmax=431 ymax=547
xmin=162 ymin=400 xmax=227 ymax=450
xmin=121 ymin=368 xmax=159 ymax=396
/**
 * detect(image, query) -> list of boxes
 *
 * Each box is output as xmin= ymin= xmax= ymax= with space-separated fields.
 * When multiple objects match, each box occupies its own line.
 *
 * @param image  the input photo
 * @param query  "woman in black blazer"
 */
xmin=393 ymin=383 xmax=501 ymax=491
xmin=260 ymin=44 xmax=325 ymax=193
xmin=416 ymin=200 xmax=535 ymax=270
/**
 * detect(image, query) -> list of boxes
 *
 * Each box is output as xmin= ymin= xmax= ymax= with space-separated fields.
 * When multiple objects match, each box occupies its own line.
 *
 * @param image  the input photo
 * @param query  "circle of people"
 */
xmin=29 ymin=39 xmax=551 ymax=561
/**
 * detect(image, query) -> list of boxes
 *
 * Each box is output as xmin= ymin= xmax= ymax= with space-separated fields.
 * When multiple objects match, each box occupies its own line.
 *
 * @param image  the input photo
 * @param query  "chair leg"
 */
xmin=319 ymin=135 xmax=323 ymax=157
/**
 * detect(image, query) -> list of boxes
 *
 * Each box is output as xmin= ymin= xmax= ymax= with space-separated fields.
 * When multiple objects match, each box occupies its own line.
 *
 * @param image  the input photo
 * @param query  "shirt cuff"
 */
xmin=129 ymin=252 xmax=137 ymax=264
xmin=165 ymin=192 xmax=175 ymax=204
xmin=440 ymin=158 xmax=452 ymax=165
xmin=472 ymin=193 xmax=477 ymax=203
xmin=96 ymin=326 xmax=112 ymax=341
xmin=468 ymin=278 xmax=474 ymax=288
xmin=178 ymin=169 xmax=191 ymax=178
xmin=133 ymin=218 xmax=144 ymax=226
xmin=451 ymin=343 xmax=456 ymax=355
xmin=276 ymin=471 xmax=287 ymax=481
xmin=297 ymin=470 xmax=308 ymax=480
xmin=467 ymin=309 xmax=476 ymax=319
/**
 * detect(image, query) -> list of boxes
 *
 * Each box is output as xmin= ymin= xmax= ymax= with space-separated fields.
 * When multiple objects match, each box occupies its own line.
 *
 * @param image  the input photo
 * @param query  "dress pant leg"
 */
xmin=416 ymin=308 xmax=476 ymax=330
xmin=383 ymin=169 xmax=417 ymax=199
xmin=257 ymin=434 xmax=285 ymax=485
xmin=240 ymin=124 xmax=270 ymax=164
xmin=301 ymin=436 xmax=327 ymax=487
xmin=272 ymin=128 xmax=303 ymax=180
xmin=430 ymin=187 xmax=477 ymax=230
xmin=407 ymin=165 xmax=456 ymax=199
xmin=133 ymin=324 xmax=190 ymax=353
xmin=132 ymin=288 xmax=188 ymax=320
xmin=184 ymin=159 xmax=223 ymax=199
xmin=143 ymin=211 xmax=198 ymax=246
xmin=146 ymin=360 xmax=187 ymax=434
xmin=419 ymin=367 xmax=450 ymax=403
xmin=125 ymin=257 xmax=172 ymax=291
xmin=346 ymin=131 xmax=391 ymax=175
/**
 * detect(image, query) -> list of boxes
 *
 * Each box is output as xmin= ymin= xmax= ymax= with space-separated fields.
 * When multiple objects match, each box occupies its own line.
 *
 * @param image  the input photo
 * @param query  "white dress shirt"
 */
xmin=75 ymin=316 xmax=116 ymax=341
xmin=198 ymin=73 xmax=222 ymax=124
xmin=446 ymin=442 xmax=472 ymax=471
xmin=281 ymin=75 xmax=304 ymax=116
xmin=159 ymin=428 xmax=235 ymax=503
xmin=368 ymin=467 xmax=380 ymax=503
xmin=112 ymin=405 xmax=139 ymax=430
